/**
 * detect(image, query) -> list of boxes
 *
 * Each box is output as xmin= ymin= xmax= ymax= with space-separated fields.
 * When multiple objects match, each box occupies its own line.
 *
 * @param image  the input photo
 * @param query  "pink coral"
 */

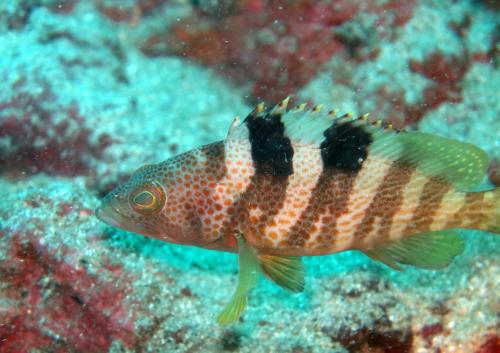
xmin=0 ymin=79 xmax=113 ymax=177
xmin=0 ymin=233 xmax=136 ymax=353
xmin=142 ymin=0 xmax=416 ymax=102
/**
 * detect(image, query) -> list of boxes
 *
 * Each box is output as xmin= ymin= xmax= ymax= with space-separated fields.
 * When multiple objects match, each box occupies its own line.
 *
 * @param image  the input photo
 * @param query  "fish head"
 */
xmin=96 ymin=163 xmax=184 ymax=242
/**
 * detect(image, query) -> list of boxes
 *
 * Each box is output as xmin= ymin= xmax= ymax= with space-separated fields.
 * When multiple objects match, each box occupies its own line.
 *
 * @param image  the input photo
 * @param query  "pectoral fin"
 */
xmin=217 ymin=235 xmax=260 ymax=325
xmin=258 ymin=255 xmax=305 ymax=292
xmin=361 ymin=230 xmax=465 ymax=270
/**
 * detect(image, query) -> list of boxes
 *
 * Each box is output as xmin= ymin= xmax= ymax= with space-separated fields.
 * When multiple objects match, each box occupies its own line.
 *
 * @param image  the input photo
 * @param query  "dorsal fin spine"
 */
xmin=255 ymin=102 xmax=265 ymax=114
xmin=312 ymin=104 xmax=324 ymax=113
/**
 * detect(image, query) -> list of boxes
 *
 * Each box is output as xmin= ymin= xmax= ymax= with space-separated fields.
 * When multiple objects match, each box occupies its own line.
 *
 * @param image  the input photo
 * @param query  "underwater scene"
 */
xmin=0 ymin=0 xmax=499 ymax=352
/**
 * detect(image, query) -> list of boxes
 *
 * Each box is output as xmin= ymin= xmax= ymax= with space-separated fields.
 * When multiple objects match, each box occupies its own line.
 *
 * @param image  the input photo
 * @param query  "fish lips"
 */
xmin=95 ymin=204 xmax=125 ymax=229
xmin=95 ymin=203 xmax=159 ymax=236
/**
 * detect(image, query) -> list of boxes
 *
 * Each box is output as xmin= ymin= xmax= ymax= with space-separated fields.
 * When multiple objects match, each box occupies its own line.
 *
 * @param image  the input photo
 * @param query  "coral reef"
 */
xmin=0 ymin=78 xmax=111 ymax=177
xmin=298 ymin=0 xmax=498 ymax=130
xmin=0 ymin=0 xmax=248 ymax=191
xmin=141 ymin=0 xmax=418 ymax=103
xmin=0 ymin=234 xmax=135 ymax=353
xmin=0 ymin=0 xmax=498 ymax=352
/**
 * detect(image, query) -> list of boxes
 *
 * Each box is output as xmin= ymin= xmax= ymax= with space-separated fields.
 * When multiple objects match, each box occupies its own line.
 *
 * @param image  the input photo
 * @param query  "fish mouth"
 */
xmin=96 ymin=204 xmax=126 ymax=229
xmin=96 ymin=202 xmax=160 ymax=236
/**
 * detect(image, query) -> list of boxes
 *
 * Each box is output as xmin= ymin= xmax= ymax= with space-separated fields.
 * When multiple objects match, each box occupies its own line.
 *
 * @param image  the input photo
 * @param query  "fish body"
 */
xmin=97 ymin=99 xmax=499 ymax=324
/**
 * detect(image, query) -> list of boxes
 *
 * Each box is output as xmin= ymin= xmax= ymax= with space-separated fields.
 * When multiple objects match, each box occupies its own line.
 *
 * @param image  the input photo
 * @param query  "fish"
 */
xmin=96 ymin=97 xmax=500 ymax=324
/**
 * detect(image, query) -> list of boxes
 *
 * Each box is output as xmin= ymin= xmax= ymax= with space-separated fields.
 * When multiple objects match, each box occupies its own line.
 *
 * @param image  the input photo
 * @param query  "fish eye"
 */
xmin=130 ymin=183 xmax=166 ymax=215
xmin=133 ymin=191 xmax=155 ymax=207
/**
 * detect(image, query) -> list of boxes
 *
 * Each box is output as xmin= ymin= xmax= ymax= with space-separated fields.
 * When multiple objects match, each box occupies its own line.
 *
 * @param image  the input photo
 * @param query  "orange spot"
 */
xmin=207 ymin=208 xmax=214 ymax=215
xmin=236 ymin=160 xmax=242 ymax=166
xmin=269 ymin=231 xmax=278 ymax=240
xmin=224 ymin=199 xmax=232 ymax=206
xmin=351 ymin=212 xmax=364 ymax=221
xmin=214 ymin=214 xmax=224 ymax=221
xmin=215 ymin=204 xmax=223 ymax=211
xmin=263 ymin=239 xmax=274 ymax=247
xmin=204 ymin=218 xmax=211 ymax=225
xmin=278 ymin=219 xmax=290 ymax=225
xmin=279 ymin=240 xmax=288 ymax=247
xmin=338 ymin=220 xmax=351 ymax=228
xmin=231 ymin=168 xmax=238 ymax=174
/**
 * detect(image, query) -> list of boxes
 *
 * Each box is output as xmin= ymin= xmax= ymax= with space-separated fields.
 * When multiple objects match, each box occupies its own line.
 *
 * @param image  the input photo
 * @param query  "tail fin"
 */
xmin=457 ymin=188 xmax=499 ymax=234
xmin=484 ymin=188 xmax=499 ymax=233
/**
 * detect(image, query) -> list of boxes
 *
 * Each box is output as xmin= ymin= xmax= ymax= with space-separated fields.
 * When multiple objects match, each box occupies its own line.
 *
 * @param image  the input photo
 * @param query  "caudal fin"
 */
xmin=484 ymin=188 xmax=500 ymax=233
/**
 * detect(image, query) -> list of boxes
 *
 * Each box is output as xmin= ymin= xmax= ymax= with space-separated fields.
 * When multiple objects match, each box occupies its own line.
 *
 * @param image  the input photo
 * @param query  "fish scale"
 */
xmin=97 ymin=98 xmax=500 ymax=324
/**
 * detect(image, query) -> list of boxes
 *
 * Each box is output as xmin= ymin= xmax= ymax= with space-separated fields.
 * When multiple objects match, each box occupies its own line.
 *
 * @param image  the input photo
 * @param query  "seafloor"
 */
xmin=0 ymin=1 xmax=499 ymax=353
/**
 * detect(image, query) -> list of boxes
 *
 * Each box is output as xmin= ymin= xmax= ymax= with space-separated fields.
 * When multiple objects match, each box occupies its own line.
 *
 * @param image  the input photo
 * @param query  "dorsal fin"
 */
xmin=228 ymin=99 xmax=489 ymax=189
xmin=369 ymin=130 xmax=489 ymax=190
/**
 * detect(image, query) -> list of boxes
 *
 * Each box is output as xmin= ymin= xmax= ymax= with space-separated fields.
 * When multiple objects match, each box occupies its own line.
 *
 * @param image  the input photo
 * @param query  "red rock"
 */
xmin=0 ymin=233 xmax=136 ymax=353
xmin=476 ymin=335 xmax=500 ymax=353
xmin=410 ymin=52 xmax=469 ymax=86
xmin=488 ymin=158 xmax=500 ymax=187
xmin=0 ymin=80 xmax=113 ymax=177
xmin=142 ymin=0 xmax=417 ymax=102
xmin=421 ymin=322 xmax=444 ymax=347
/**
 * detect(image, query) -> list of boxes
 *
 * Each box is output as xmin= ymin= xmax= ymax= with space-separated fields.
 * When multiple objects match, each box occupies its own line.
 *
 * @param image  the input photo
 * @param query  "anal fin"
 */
xmin=361 ymin=230 xmax=465 ymax=270
xmin=258 ymin=255 xmax=305 ymax=292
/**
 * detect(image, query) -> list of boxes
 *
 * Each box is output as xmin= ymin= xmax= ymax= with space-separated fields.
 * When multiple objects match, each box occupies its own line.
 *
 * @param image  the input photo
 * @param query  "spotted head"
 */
xmin=96 ymin=164 xmax=167 ymax=236
xmin=96 ymin=162 xmax=201 ymax=244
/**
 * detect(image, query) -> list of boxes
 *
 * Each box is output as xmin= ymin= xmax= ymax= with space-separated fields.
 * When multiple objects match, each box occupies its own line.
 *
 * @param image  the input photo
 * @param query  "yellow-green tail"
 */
xmin=485 ymin=187 xmax=500 ymax=233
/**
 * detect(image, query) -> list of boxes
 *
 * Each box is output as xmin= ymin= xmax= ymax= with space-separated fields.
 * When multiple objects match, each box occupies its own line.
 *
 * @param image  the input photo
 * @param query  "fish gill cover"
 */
xmin=0 ymin=1 xmax=499 ymax=353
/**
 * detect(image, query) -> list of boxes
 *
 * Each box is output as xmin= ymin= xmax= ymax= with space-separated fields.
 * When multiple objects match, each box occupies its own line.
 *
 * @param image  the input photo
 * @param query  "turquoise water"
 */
xmin=0 ymin=1 xmax=498 ymax=352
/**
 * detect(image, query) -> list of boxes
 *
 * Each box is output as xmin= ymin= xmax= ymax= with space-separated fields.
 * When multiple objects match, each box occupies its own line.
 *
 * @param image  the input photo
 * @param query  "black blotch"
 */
xmin=245 ymin=112 xmax=294 ymax=176
xmin=320 ymin=122 xmax=372 ymax=172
